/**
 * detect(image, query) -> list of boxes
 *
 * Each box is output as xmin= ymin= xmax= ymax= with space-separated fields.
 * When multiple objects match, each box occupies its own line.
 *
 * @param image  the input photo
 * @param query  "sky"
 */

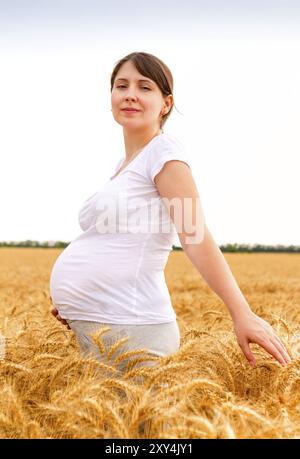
xmin=0 ymin=0 xmax=299 ymax=247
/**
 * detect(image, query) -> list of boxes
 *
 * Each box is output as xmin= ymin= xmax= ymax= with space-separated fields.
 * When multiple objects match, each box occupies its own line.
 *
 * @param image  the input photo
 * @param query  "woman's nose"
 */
xmin=124 ymin=90 xmax=137 ymax=100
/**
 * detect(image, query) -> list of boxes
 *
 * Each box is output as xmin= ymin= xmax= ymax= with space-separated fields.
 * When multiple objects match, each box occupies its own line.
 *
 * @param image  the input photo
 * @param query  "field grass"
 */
xmin=0 ymin=248 xmax=299 ymax=439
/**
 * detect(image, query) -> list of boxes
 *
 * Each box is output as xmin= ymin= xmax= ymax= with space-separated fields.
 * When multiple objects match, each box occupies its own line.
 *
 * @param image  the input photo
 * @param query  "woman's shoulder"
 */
xmin=144 ymin=132 xmax=191 ymax=183
xmin=152 ymin=132 xmax=186 ymax=154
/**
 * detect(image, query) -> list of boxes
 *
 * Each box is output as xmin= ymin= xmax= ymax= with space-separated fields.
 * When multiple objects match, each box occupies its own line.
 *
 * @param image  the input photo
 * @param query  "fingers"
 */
xmin=57 ymin=317 xmax=71 ymax=330
xmin=239 ymin=341 xmax=256 ymax=367
xmin=240 ymin=336 xmax=292 ymax=368
xmin=269 ymin=336 xmax=292 ymax=365
xmin=260 ymin=339 xmax=289 ymax=366
xmin=57 ymin=315 xmax=68 ymax=325
xmin=50 ymin=308 xmax=71 ymax=329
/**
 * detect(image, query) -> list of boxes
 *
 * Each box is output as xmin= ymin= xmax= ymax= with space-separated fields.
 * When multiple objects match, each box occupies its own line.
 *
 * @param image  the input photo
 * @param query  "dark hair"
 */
xmin=110 ymin=51 xmax=180 ymax=131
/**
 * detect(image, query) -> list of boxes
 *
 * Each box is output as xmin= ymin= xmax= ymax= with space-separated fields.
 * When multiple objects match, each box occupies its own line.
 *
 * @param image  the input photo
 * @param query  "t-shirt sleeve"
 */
xmin=147 ymin=135 xmax=192 ymax=185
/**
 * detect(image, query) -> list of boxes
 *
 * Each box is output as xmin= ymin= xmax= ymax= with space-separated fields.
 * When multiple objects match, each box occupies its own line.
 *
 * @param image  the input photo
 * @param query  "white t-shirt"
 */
xmin=49 ymin=132 xmax=191 ymax=324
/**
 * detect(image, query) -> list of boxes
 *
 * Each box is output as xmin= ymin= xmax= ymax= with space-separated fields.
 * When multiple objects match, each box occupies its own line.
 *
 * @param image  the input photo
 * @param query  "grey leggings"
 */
xmin=66 ymin=319 xmax=180 ymax=374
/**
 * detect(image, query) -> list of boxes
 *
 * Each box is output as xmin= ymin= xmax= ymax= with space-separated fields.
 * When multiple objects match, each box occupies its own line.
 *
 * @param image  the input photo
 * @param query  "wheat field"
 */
xmin=0 ymin=248 xmax=299 ymax=439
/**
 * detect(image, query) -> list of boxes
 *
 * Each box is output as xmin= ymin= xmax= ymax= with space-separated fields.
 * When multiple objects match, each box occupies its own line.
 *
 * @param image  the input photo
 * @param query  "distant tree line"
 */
xmin=173 ymin=243 xmax=300 ymax=253
xmin=0 ymin=240 xmax=300 ymax=253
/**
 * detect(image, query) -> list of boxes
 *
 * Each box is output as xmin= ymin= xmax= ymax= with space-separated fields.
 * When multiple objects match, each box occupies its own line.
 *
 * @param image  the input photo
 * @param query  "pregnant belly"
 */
xmin=49 ymin=253 xmax=135 ymax=307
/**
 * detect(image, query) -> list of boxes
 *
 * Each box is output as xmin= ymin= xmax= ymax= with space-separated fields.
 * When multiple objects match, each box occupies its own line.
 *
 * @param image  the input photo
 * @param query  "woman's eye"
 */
xmin=116 ymin=85 xmax=150 ymax=90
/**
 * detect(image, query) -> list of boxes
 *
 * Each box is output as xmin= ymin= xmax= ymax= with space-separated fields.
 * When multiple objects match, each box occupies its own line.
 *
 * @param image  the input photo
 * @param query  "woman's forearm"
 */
xmin=183 ymin=227 xmax=252 ymax=321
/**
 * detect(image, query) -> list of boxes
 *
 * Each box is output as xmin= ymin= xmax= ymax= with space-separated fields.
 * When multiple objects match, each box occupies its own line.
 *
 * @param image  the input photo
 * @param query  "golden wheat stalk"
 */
xmin=106 ymin=336 xmax=131 ymax=360
xmin=113 ymin=348 xmax=153 ymax=365
xmin=222 ymin=401 xmax=274 ymax=428
xmin=0 ymin=361 xmax=32 ymax=374
xmin=32 ymin=354 xmax=64 ymax=363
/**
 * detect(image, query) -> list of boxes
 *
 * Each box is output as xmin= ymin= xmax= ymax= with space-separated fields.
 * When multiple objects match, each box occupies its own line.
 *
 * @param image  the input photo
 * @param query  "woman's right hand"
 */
xmin=51 ymin=307 xmax=71 ymax=330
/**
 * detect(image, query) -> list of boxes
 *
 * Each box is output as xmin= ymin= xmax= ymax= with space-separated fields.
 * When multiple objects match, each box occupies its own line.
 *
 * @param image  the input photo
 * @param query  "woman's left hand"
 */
xmin=232 ymin=310 xmax=292 ymax=368
xmin=51 ymin=307 xmax=71 ymax=330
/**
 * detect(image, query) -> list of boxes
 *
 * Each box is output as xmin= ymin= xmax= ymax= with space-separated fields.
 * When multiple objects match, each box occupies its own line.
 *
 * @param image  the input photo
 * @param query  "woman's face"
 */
xmin=111 ymin=60 xmax=172 ymax=132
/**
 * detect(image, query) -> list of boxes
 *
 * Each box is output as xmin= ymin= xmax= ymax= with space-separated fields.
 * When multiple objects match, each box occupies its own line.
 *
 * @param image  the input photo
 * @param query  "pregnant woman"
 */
xmin=50 ymin=51 xmax=292 ymax=376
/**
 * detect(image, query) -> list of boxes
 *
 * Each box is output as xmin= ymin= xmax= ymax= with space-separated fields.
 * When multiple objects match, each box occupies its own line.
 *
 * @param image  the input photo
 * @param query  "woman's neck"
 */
xmin=122 ymin=126 xmax=163 ymax=161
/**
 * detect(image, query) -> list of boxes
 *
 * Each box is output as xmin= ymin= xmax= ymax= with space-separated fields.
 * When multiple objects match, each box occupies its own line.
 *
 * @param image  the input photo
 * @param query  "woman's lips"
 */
xmin=122 ymin=109 xmax=140 ymax=112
